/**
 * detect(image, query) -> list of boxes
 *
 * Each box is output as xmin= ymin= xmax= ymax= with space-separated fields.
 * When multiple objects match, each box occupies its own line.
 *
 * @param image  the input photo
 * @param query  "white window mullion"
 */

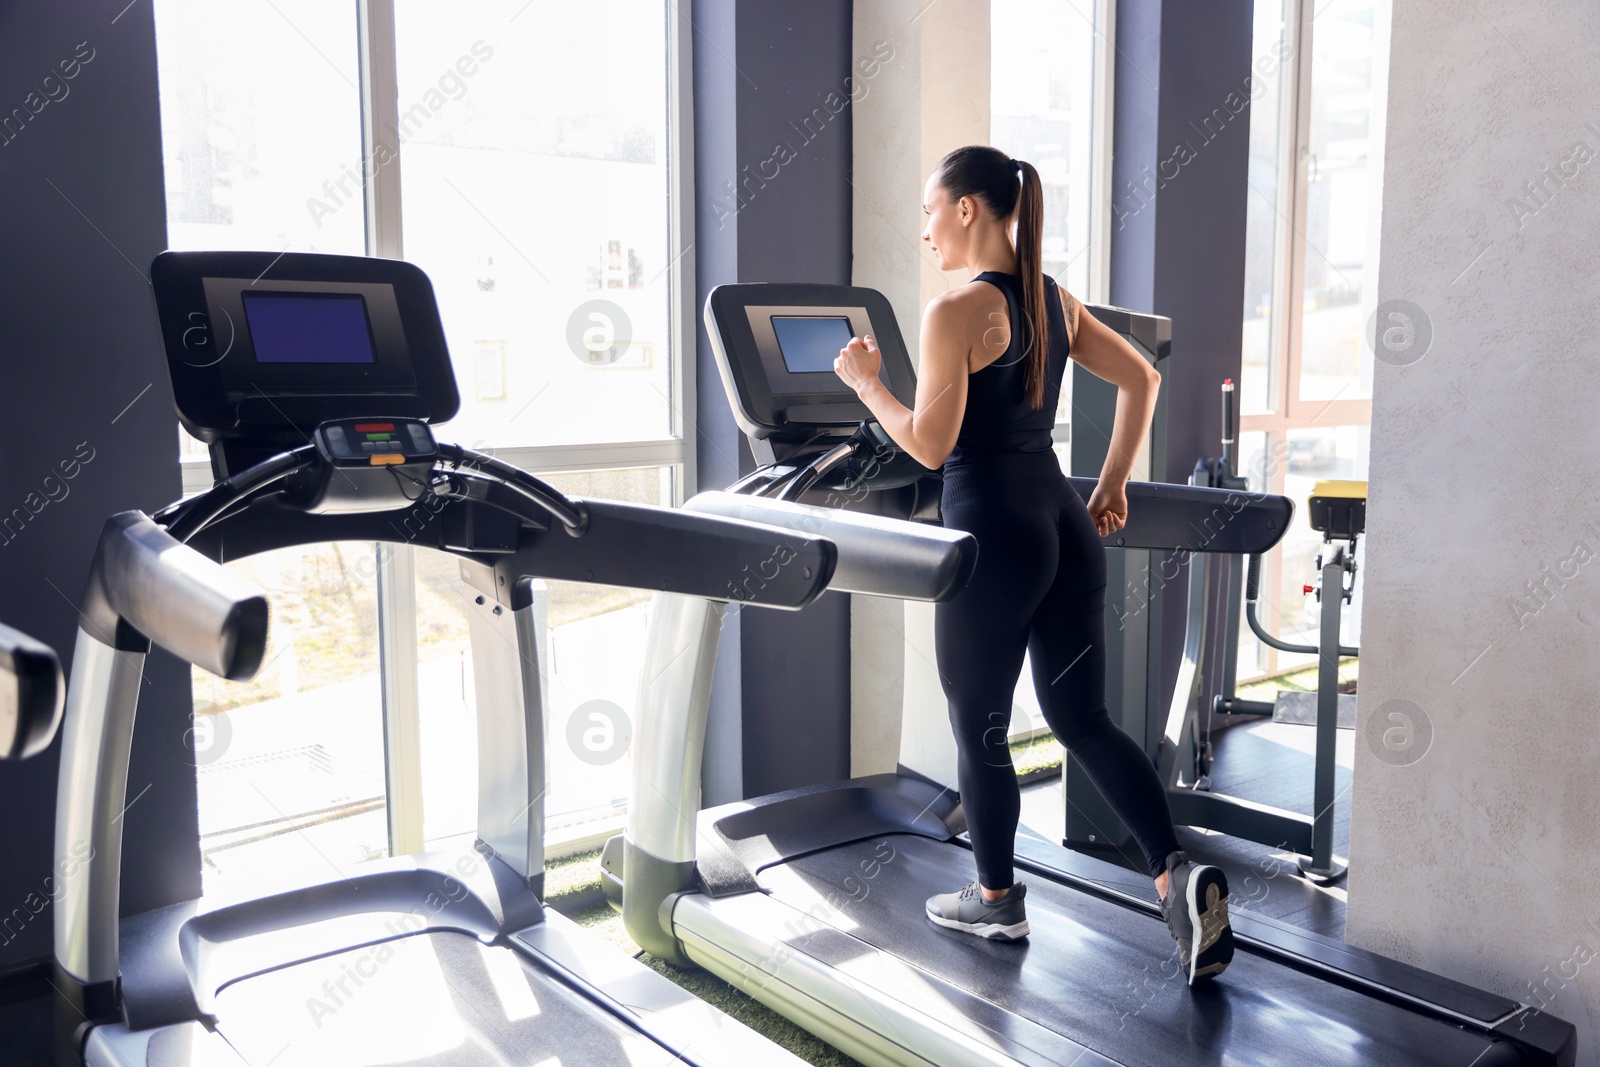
xmin=1088 ymin=0 xmax=1116 ymax=307
xmin=1280 ymin=0 xmax=1316 ymax=422
xmin=359 ymin=0 xmax=404 ymax=261
xmin=359 ymin=0 xmax=425 ymax=856
xmin=376 ymin=544 xmax=425 ymax=855
xmin=667 ymin=0 xmax=696 ymax=504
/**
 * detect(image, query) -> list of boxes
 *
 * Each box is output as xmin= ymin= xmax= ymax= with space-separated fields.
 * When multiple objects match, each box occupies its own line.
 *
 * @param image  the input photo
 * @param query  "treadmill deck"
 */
xmin=212 ymin=929 xmax=701 ymax=1066
xmin=718 ymin=834 xmax=1523 ymax=1067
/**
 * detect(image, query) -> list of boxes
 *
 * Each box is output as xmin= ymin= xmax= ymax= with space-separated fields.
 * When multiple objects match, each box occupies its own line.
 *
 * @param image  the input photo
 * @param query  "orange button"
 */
xmin=370 ymin=453 xmax=406 ymax=465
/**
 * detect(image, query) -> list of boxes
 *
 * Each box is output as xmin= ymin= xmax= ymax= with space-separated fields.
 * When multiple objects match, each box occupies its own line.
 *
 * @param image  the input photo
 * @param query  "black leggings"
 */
xmin=936 ymin=452 xmax=1180 ymax=886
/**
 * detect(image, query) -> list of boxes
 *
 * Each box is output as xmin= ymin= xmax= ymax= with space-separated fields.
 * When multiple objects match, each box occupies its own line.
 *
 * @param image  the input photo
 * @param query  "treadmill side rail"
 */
xmin=623 ymin=593 xmax=727 ymax=961
xmin=53 ymin=631 xmax=145 ymax=989
xmin=514 ymin=908 xmax=814 ymax=1067
xmin=466 ymin=574 xmax=548 ymax=883
xmin=84 ymin=1021 xmax=251 ymax=1067
xmin=672 ymin=891 xmax=1117 ymax=1067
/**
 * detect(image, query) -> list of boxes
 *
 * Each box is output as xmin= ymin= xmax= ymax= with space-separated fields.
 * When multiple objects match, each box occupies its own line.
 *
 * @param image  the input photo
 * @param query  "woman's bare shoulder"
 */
xmin=927 ymin=279 xmax=1008 ymax=334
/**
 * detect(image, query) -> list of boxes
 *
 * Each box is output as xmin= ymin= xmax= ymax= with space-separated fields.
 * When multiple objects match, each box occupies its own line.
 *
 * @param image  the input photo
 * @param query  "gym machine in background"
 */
xmin=1068 ymin=374 xmax=1361 ymax=882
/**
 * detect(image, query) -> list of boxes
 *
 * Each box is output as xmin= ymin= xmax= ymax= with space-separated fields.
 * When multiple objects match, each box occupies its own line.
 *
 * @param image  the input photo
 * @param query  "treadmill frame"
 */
xmin=52 ymin=481 xmax=833 ymax=1067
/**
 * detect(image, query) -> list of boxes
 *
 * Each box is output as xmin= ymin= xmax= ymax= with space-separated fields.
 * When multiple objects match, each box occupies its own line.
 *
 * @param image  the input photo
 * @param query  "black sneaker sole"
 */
xmin=1187 ymin=865 xmax=1233 ymax=983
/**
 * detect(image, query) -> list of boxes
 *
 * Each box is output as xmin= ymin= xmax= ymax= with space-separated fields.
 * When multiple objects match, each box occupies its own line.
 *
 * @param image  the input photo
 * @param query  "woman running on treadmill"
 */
xmin=832 ymin=144 xmax=1234 ymax=985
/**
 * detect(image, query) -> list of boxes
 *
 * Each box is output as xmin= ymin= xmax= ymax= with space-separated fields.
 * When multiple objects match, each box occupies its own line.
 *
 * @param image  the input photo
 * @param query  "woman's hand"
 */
xmin=1086 ymin=479 xmax=1128 ymax=537
xmin=834 ymin=335 xmax=882 ymax=395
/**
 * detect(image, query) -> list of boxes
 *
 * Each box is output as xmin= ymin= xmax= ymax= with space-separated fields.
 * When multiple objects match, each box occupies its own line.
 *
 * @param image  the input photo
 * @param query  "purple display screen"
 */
xmin=242 ymin=291 xmax=376 ymax=364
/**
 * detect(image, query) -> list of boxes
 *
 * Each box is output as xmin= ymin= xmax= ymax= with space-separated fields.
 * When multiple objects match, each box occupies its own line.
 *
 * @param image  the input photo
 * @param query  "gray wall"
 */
xmin=1346 ymin=0 xmax=1600 ymax=1051
xmin=0 ymin=1 xmax=195 ymax=973
xmin=1110 ymin=0 xmax=1255 ymax=722
xmin=693 ymin=0 xmax=855 ymax=804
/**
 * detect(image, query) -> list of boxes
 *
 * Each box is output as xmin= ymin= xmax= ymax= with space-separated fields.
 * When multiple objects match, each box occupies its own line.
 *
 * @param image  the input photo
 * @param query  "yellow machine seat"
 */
xmin=1307 ymin=479 xmax=1367 ymax=537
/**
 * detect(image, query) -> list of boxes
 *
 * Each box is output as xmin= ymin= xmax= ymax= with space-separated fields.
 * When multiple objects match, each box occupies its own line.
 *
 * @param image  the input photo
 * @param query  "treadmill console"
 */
xmin=703 ymin=283 xmax=1174 ymax=441
xmin=151 ymin=250 xmax=459 ymax=464
xmin=704 ymin=283 xmax=917 ymax=439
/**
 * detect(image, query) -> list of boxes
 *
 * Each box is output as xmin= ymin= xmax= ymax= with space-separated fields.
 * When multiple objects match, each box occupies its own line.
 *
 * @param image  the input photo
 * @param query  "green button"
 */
xmin=364 ymin=433 xmax=392 ymax=441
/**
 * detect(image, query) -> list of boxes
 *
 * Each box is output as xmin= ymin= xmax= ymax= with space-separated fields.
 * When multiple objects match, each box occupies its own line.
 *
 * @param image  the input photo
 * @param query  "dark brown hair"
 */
xmin=932 ymin=145 xmax=1049 ymax=409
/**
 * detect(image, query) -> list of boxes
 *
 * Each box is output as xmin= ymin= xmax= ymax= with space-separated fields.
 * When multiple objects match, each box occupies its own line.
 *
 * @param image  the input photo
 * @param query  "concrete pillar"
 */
xmin=1346 ymin=0 xmax=1600 ymax=1049
xmin=850 ymin=0 xmax=990 ymax=780
xmin=691 ymin=0 xmax=856 ymax=804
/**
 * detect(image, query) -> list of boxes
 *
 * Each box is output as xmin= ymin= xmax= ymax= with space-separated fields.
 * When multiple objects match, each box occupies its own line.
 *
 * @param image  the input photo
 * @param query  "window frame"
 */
xmin=1243 ymin=0 xmax=1375 ymax=435
xmin=1239 ymin=0 xmax=1377 ymax=681
xmin=175 ymin=0 xmax=695 ymax=857
xmin=178 ymin=0 xmax=695 ymax=501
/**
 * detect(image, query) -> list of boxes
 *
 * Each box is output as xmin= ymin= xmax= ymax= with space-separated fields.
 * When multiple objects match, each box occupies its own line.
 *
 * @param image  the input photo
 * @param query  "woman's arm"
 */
xmin=1062 ymin=286 xmax=1161 ymax=535
xmin=834 ymin=293 xmax=971 ymax=470
xmin=1063 ymin=285 xmax=1161 ymax=486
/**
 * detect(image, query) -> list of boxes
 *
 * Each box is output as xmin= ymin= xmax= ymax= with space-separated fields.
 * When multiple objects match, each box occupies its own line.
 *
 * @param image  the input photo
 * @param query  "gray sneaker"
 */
xmin=1159 ymin=851 xmax=1233 ymax=984
xmin=925 ymin=881 xmax=1029 ymax=941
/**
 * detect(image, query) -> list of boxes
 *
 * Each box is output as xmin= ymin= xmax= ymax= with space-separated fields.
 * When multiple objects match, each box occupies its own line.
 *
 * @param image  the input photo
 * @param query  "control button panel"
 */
xmin=315 ymin=419 xmax=438 ymax=467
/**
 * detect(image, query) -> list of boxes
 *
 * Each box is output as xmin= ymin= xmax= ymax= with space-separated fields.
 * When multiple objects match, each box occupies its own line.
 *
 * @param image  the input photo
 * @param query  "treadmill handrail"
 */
xmin=82 ymin=511 xmax=270 ymax=681
xmin=0 ymin=621 xmax=64 ymax=760
xmin=1065 ymin=477 xmax=1295 ymax=555
xmin=685 ymin=491 xmax=977 ymax=602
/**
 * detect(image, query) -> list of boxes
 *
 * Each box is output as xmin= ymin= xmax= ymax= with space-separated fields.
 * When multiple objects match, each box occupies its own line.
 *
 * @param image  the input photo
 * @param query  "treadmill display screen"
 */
xmin=771 ymin=316 xmax=854 ymax=374
xmin=242 ymin=291 xmax=377 ymax=364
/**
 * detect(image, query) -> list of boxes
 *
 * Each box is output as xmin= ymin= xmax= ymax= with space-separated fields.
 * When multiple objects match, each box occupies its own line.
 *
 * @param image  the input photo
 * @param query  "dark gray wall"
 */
xmin=1110 ymin=0 xmax=1255 ymax=719
xmin=0 ymin=2 xmax=195 ymax=971
xmin=693 ymin=0 xmax=854 ymax=804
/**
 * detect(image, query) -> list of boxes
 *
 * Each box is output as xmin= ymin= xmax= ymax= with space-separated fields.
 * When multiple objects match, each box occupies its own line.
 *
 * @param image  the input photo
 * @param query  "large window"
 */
xmin=1236 ymin=0 xmax=1385 ymax=678
xmin=394 ymin=1 xmax=674 ymax=450
xmin=989 ymin=0 xmax=1102 ymax=303
xmin=155 ymin=0 xmax=687 ymax=890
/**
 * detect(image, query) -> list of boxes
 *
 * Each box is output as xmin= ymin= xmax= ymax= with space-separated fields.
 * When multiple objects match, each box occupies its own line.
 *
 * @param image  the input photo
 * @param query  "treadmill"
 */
xmin=50 ymin=251 xmax=834 ymax=1066
xmin=602 ymin=282 xmax=1577 ymax=1067
xmin=0 ymin=617 xmax=64 ymax=761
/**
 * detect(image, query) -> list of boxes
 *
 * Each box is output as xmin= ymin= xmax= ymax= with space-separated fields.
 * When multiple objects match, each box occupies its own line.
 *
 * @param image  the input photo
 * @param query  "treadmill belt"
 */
xmin=211 ymin=929 xmax=688 ymax=1066
xmin=757 ymin=835 xmax=1518 ymax=1067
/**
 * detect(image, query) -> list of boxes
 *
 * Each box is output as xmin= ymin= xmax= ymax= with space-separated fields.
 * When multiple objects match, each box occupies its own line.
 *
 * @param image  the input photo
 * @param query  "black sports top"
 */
xmin=945 ymin=271 xmax=1072 ymax=467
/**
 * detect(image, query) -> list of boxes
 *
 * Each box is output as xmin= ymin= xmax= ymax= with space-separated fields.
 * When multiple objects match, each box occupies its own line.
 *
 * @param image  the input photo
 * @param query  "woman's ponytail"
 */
xmin=1013 ymin=159 xmax=1048 ymax=410
xmin=932 ymin=146 xmax=1052 ymax=410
